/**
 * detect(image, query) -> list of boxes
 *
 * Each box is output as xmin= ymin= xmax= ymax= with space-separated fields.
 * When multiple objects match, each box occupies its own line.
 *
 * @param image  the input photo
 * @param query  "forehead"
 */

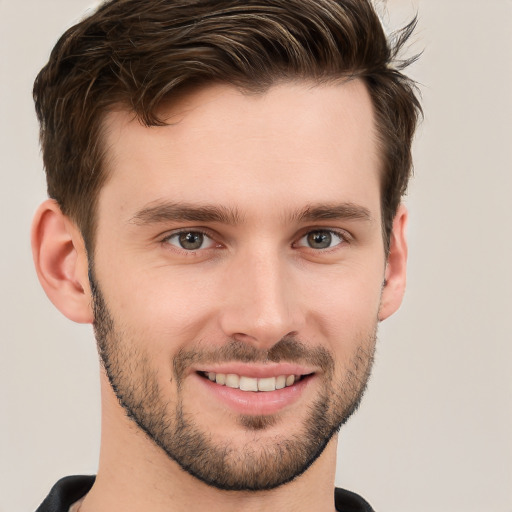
xmin=99 ymin=80 xmax=380 ymax=222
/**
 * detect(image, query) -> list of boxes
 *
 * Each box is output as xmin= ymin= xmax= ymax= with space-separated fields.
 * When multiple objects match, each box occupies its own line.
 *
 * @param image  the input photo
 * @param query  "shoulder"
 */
xmin=335 ymin=487 xmax=375 ymax=512
xmin=35 ymin=475 xmax=95 ymax=512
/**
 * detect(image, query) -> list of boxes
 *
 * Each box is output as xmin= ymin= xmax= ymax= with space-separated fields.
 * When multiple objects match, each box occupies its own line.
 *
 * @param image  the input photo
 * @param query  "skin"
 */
xmin=32 ymin=80 xmax=408 ymax=512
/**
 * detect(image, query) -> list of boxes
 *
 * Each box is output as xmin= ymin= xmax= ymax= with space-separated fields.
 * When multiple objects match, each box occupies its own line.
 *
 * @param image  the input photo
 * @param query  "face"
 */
xmin=91 ymin=81 xmax=394 ymax=490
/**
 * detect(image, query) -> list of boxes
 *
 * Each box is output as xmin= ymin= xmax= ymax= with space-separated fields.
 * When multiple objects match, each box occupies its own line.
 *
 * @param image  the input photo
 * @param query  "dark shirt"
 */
xmin=36 ymin=475 xmax=375 ymax=512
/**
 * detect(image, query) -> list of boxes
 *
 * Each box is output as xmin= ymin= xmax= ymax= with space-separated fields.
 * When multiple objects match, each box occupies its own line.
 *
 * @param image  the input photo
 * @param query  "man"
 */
xmin=31 ymin=0 xmax=421 ymax=510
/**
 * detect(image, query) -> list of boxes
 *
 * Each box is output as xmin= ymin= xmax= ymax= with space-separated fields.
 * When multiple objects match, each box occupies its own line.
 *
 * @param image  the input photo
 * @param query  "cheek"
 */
xmin=304 ymin=261 xmax=383 ymax=343
xmin=98 ymin=264 xmax=217 ymax=353
xmin=95 ymin=240 xmax=386 ymax=354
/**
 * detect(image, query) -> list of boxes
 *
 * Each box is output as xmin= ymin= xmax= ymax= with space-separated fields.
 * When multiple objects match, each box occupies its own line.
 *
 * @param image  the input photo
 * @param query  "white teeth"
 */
xmin=258 ymin=377 xmax=276 ymax=392
xmin=205 ymin=372 xmax=300 ymax=392
xmin=225 ymin=374 xmax=240 ymax=388
xmin=275 ymin=375 xmax=286 ymax=389
xmin=239 ymin=376 xmax=258 ymax=391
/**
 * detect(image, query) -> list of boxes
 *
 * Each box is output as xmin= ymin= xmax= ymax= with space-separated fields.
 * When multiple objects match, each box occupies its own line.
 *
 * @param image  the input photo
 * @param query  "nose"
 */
xmin=218 ymin=248 xmax=304 ymax=350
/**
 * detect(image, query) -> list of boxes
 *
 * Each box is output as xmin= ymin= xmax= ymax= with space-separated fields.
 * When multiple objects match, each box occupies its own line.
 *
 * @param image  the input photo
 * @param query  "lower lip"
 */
xmin=194 ymin=373 xmax=314 ymax=416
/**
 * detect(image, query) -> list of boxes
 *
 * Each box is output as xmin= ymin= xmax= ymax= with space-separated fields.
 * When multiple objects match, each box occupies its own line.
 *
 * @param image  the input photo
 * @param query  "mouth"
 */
xmin=198 ymin=371 xmax=312 ymax=392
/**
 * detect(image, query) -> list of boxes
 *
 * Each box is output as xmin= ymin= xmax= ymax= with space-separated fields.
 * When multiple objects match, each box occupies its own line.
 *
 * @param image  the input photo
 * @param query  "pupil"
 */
xmin=307 ymin=231 xmax=331 ymax=249
xmin=179 ymin=232 xmax=203 ymax=250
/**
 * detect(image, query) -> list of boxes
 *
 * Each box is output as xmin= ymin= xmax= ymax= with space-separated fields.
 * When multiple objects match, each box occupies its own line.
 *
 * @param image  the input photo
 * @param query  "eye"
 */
xmin=164 ymin=231 xmax=216 ymax=251
xmin=296 ymin=230 xmax=345 ymax=250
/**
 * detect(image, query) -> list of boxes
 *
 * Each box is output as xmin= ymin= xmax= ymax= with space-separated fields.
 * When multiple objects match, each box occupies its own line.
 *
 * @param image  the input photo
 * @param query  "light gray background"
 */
xmin=1 ymin=1 xmax=511 ymax=511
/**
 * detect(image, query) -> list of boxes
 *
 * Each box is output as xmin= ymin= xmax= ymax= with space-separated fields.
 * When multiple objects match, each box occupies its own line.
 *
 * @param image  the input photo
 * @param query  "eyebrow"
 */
xmin=292 ymin=203 xmax=373 ymax=223
xmin=129 ymin=201 xmax=372 ymax=227
xmin=129 ymin=201 xmax=243 ymax=225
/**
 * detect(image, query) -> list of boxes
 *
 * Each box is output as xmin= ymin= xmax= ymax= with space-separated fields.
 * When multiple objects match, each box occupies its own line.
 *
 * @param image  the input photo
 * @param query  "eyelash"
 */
xmin=293 ymin=228 xmax=350 ymax=251
xmin=161 ymin=229 xmax=218 ymax=252
xmin=160 ymin=227 xmax=351 ymax=253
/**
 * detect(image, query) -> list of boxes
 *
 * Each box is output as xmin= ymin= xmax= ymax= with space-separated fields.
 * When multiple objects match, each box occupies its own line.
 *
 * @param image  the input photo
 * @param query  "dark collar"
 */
xmin=36 ymin=475 xmax=374 ymax=512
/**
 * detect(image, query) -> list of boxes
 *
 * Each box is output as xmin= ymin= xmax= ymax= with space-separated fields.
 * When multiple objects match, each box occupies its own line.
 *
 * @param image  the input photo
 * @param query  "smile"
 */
xmin=200 ymin=372 xmax=307 ymax=392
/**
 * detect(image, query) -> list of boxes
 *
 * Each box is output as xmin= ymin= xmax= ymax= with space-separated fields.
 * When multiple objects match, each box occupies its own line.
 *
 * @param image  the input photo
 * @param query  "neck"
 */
xmin=79 ymin=377 xmax=338 ymax=512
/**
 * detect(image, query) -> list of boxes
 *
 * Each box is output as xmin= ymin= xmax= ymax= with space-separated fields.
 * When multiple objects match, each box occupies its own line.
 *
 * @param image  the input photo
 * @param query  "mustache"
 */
xmin=173 ymin=336 xmax=334 ymax=381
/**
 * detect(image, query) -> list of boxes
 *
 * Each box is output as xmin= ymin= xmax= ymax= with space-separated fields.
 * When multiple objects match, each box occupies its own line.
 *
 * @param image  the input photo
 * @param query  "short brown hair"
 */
xmin=33 ymin=0 xmax=421 ymax=251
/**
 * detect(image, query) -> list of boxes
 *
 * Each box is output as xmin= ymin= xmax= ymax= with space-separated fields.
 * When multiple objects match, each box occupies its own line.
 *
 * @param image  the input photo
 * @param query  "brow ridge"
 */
xmin=292 ymin=203 xmax=373 ymax=223
xmin=129 ymin=200 xmax=372 ymax=226
xmin=129 ymin=201 xmax=243 ymax=225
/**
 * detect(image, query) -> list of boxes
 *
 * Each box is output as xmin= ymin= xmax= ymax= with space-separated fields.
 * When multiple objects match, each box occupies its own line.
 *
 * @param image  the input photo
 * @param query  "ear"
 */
xmin=378 ymin=204 xmax=408 ymax=321
xmin=31 ymin=199 xmax=94 ymax=323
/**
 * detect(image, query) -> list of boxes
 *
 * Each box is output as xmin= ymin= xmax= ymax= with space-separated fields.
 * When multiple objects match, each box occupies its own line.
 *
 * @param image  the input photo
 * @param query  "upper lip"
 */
xmin=193 ymin=362 xmax=317 ymax=378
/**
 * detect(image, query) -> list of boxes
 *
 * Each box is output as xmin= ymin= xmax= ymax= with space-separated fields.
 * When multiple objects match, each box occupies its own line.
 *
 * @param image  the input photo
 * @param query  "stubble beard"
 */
xmin=91 ymin=275 xmax=377 ymax=491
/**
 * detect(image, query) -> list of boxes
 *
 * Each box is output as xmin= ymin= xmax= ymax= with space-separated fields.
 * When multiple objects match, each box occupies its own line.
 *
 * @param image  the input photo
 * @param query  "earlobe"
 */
xmin=378 ymin=204 xmax=408 ymax=321
xmin=31 ymin=199 xmax=94 ymax=324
